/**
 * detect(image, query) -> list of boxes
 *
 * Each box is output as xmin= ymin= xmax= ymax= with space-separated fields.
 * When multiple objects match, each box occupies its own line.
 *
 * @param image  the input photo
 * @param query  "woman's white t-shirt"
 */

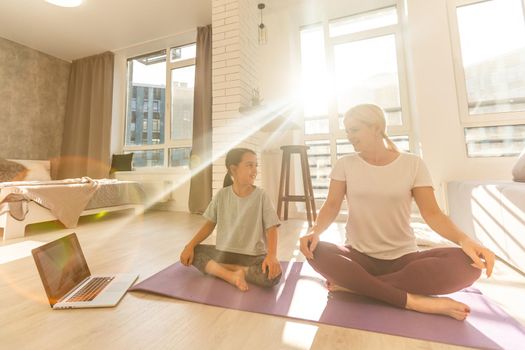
xmin=330 ymin=152 xmax=433 ymax=259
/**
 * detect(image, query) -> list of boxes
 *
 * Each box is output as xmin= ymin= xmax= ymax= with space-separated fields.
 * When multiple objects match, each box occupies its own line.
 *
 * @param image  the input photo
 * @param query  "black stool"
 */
xmin=277 ymin=145 xmax=317 ymax=226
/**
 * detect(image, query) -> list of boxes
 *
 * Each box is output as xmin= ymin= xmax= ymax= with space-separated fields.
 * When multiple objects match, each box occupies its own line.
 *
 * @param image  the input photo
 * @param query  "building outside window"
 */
xmin=300 ymin=5 xmax=411 ymax=200
xmin=123 ymin=43 xmax=196 ymax=168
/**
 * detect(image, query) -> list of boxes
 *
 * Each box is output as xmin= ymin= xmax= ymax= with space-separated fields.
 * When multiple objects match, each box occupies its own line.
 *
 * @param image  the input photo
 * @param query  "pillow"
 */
xmin=8 ymin=159 xmax=52 ymax=181
xmin=512 ymin=148 xmax=525 ymax=182
xmin=110 ymin=153 xmax=134 ymax=174
xmin=0 ymin=158 xmax=28 ymax=182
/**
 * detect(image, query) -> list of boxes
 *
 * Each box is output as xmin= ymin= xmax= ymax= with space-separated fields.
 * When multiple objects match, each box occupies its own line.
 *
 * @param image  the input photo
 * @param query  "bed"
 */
xmin=0 ymin=159 xmax=146 ymax=240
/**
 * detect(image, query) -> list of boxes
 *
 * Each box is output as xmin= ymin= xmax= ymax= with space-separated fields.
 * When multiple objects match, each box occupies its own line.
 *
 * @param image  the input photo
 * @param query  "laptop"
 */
xmin=32 ymin=233 xmax=138 ymax=309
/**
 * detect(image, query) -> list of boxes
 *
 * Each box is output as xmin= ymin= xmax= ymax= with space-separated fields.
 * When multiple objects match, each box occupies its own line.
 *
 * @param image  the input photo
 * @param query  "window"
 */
xmin=124 ymin=43 xmax=196 ymax=168
xmin=169 ymin=147 xmax=192 ymax=167
xmin=450 ymin=0 xmax=525 ymax=157
xmin=333 ymin=34 xmax=403 ymax=126
xmin=171 ymin=65 xmax=195 ymax=141
xmin=305 ymin=140 xmax=331 ymax=200
xmin=465 ymin=125 xmax=525 ymax=157
xmin=300 ymin=5 xmax=411 ymax=199
xmin=328 ymin=7 xmax=398 ymax=37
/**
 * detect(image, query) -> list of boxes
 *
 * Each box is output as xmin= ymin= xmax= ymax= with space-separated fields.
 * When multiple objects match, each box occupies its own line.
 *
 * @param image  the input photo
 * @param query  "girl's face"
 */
xmin=231 ymin=152 xmax=257 ymax=185
xmin=344 ymin=117 xmax=381 ymax=152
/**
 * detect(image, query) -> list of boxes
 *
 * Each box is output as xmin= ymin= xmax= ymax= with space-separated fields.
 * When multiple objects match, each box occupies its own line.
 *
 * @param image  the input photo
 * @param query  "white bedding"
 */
xmin=0 ymin=160 xmax=146 ymax=240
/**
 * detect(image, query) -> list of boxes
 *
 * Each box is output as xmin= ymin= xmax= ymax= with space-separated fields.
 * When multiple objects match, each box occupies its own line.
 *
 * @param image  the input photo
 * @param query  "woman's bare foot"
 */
xmin=406 ymin=293 xmax=471 ymax=321
xmin=326 ymin=281 xmax=355 ymax=294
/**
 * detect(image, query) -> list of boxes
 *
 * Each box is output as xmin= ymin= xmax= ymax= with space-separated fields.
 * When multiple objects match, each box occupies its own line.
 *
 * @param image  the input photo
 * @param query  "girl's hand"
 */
xmin=262 ymin=255 xmax=281 ymax=279
xmin=180 ymin=245 xmax=194 ymax=266
xmin=460 ymin=238 xmax=496 ymax=277
xmin=300 ymin=233 xmax=320 ymax=259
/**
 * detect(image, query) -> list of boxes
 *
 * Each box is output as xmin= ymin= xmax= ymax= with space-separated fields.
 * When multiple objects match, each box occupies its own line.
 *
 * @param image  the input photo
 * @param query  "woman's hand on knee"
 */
xmin=180 ymin=245 xmax=194 ymax=266
xmin=300 ymin=233 xmax=320 ymax=260
xmin=460 ymin=238 xmax=495 ymax=277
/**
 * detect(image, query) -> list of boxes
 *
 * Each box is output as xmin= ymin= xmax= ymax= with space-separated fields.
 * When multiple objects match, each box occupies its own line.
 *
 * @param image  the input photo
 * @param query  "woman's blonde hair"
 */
xmin=343 ymin=104 xmax=399 ymax=152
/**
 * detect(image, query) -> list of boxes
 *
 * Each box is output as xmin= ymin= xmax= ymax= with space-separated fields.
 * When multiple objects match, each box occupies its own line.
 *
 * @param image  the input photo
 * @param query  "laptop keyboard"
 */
xmin=67 ymin=277 xmax=114 ymax=302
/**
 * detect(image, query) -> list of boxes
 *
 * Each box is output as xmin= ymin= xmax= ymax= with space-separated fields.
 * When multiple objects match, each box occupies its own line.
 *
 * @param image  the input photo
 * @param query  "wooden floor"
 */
xmin=1 ymin=210 xmax=524 ymax=349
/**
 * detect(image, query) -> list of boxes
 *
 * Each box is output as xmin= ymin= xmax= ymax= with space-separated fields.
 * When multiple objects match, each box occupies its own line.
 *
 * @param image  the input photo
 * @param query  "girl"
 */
xmin=300 ymin=104 xmax=495 ymax=320
xmin=180 ymin=148 xmax=282 ymax=291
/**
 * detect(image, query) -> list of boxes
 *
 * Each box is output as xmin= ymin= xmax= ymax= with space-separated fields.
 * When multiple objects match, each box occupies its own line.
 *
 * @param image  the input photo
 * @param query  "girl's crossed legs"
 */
xmin=308 ymin=242 xmax=481 ymax=320
xmin=192 ymin=244 xmax=282 ymax=291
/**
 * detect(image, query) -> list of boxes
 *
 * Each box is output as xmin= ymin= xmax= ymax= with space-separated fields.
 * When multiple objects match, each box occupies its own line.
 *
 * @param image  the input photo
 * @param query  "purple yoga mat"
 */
xmin=129 ymin=261 xmax=525 ymax=349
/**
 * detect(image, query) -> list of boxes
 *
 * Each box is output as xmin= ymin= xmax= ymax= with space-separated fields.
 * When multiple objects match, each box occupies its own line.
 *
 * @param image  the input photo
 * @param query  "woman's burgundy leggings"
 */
xmin=307 ymin=242 xmax=481 ymax=308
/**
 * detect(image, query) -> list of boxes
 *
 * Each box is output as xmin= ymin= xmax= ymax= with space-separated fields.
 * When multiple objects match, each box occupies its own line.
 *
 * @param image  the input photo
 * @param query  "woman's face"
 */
xmin=344 ymin=117 xmax=380 ymax=152
xmin=231 ymin=152 xmax=257 ymax=185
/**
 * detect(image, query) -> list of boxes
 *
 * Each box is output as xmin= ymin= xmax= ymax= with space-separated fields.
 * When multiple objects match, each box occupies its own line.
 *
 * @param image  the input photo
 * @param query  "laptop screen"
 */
xmin=32 ymin=233 xmax=91 ymax=306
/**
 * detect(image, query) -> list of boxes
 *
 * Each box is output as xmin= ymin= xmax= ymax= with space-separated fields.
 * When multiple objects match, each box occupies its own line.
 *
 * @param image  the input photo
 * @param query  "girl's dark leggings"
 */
xmin=192 ymin=244 xmax=281 ymax=287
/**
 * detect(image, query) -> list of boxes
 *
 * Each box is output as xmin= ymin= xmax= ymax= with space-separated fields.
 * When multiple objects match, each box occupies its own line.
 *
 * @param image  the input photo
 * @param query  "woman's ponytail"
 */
xmin=382 ymin=132 xmax=400 ymax=152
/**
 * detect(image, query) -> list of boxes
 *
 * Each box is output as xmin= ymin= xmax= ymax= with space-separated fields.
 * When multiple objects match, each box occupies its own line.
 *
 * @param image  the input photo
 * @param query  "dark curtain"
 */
xmin=57 ymin=51 xmax=114 ymax=179
xmin=188 ymin=25 xmax=213 ymax=213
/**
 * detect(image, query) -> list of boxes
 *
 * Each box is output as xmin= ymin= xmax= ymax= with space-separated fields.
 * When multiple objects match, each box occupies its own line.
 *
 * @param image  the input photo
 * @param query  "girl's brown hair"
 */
xmin=223 ymin=148 xmax=257 ymax=187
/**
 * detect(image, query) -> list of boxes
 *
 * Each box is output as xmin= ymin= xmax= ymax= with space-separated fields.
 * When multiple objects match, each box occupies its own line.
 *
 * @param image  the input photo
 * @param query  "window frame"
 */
xmin=122 ymin=42 xmax=196 ymax=168
xmin=448 ymin=0 xmax=525 ymax=127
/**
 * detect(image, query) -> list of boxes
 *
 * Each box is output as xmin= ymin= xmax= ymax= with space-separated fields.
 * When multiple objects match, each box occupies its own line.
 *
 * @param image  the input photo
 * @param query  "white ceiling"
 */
xmin=0 ymin=0 xmax=212 ymax=62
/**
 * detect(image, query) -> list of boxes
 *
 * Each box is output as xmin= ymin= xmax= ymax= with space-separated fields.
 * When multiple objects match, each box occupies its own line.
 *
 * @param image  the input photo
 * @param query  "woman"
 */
xmin=300 ymin=104 xmax=494 ymax=320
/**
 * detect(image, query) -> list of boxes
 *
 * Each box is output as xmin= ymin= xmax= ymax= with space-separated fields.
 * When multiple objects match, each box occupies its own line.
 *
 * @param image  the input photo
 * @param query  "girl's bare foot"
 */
xmin=220 ymin=263 xmax=242 ymax=272
xmin=230 ymin=269 xmax=249 ymax=291
xmin=204 ymin=261 xmax=249 ymax=292
xmin=326 ymin=281 xmax=355 ymax=294
xmin=406 ymin=293 xmax=470 ymax=321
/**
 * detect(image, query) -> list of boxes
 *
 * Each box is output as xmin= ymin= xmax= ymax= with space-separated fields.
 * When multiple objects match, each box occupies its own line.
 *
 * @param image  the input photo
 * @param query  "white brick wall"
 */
xmin=211 ymin=0 xmax=263 ymax=194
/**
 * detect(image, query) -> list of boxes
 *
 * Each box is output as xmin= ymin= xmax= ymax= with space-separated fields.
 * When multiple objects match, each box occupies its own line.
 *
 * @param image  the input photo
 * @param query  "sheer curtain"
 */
xmin=188 ymin=25 xmax=213 ymax=214
xmin=57 ymin=51 xmax=114 ymax=179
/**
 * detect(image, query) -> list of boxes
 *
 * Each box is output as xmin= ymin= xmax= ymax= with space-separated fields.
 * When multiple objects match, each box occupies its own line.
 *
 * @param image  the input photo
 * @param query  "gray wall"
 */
xmin=0 ymin=37 xmax=70 ymax=160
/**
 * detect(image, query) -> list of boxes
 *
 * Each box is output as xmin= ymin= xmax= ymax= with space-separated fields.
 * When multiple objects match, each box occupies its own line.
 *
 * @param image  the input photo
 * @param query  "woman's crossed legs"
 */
xmin=308 ymin=242 xmax=481 ymax=320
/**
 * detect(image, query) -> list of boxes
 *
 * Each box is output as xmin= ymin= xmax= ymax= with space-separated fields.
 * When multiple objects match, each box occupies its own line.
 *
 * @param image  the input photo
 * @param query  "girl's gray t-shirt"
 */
xmin=203 ymin=186 xmax=280 ymax=256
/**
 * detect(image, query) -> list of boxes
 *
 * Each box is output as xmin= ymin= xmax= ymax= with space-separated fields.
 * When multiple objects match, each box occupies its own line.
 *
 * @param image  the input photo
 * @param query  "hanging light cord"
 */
xmin=258 ymin=3 xmax=265 ymax=28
